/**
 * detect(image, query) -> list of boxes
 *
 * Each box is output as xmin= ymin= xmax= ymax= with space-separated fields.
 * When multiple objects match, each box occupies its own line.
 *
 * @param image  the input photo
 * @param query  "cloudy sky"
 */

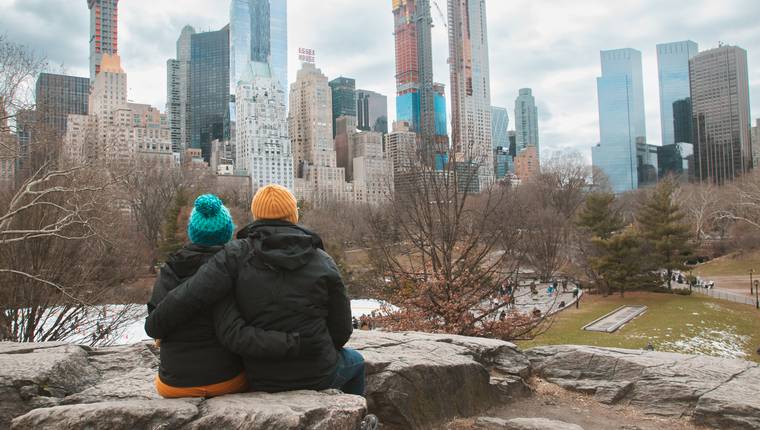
xmin=1 ymin=0 xmax=758 ymax=160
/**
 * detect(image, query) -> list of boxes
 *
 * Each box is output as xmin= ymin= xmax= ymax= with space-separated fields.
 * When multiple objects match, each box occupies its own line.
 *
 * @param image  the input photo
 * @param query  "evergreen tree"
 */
xmin=636 ymin=179 xmax=693 ymax=289
xmin=591 ymin=227 xmax=653 ymax=297
xmin=577 ymin=192 xmax=624 ymax=239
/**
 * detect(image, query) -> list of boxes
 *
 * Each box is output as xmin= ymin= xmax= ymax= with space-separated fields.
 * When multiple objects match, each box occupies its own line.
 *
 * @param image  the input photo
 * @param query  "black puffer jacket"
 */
xmin=146 ymin=244 xmax=301 ymax=388
xmin=145 ymin=221 xmax=353 ymax=392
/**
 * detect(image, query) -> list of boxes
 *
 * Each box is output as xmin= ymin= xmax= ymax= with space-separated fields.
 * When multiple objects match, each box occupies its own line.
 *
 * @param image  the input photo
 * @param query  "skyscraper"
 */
xmin=491 ymin=106 xmax=509 ymax=149
xmin=87 ymin=0 xmax=119 ymax=81
xmin=751 ymin=119 xmax=759 ymax=168
xmin=329 ymin=77 xmax=356 ymax=138
xmin=514 ymin=88 xmax=539 ymax=154
xmin=167 ymin=25 xmax=195 ymax=153
xmin=191 ymin=25 xmax=230 ymax=162
xmin=689 ymin=45 xmax=752 ymax=184
xmin=448 ymin=0 xmax=494 ymax=189
xmin=592 ymin=48 xmax=646 ymax=193
xmin=392 ymin=0 xmax=445 ymax=164
xmin=656 ymin=41 xmax=698 ymax=147
xmin=35 ymin=73 xmax=90 ymax=137
xmin=230 ymin=0 xmax=288 ymax=95
xmin=289 ymin=62 xmax=350 ymax=204
xmin=672 ymin=98 xmax=692 ymax=144
xmin=235 ymin=61 xmax=293 ymax=194
xmin=356 ymin=89 xmax=388 ymax=134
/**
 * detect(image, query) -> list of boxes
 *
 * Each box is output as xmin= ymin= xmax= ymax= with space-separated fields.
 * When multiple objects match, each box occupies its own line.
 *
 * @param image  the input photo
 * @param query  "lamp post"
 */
xmin=751 ymin=269 xmax=755 ymax=295
xmin=755 ymin=280 xmax=759 ymax=310
xmin=689 ymin=269 xmax=693 ymax=293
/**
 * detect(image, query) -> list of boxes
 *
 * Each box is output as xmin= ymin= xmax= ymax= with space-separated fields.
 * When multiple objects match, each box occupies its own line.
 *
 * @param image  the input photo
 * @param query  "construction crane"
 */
xmin=431 ymin=0 xmax=447 ymax=28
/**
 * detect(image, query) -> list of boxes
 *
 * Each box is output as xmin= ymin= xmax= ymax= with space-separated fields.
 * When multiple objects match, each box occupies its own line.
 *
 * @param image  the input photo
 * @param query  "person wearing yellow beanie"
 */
xmin=251 ymin=184 xmax=299 ymax=225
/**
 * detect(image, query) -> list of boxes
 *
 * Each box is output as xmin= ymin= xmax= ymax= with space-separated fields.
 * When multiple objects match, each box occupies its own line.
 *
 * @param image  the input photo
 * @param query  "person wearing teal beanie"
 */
xmin=146 ymin=193 xmax=305 ymax=398
xmin=187 ymin=194 xmax=234 ymax=246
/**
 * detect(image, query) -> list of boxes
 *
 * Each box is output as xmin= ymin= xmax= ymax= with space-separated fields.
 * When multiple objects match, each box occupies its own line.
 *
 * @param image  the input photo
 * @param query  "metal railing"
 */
xmin=690 ymin=287 xmax=757 ymax=306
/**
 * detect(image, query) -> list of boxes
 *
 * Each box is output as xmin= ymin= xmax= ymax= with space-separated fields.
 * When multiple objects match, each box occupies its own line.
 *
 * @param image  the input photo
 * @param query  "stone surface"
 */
xmin=0 ymin=344 xmax=99 ymax=429
xmin=11 ymin=399 xmax=199 ymax=430
xmin=474 ymin=416 xmax=585 ymax=430
xmin=527 ymin=344 xmax=760 ymax=429
xmin=347 ymin=331 xmax=531 ymax=430
xmin=188 ymin=390 xmax=365 ymax=429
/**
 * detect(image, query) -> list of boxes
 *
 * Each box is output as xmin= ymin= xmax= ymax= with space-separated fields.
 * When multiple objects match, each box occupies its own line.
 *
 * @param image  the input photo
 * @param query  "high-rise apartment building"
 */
xmin=689 ymin=45 xmax=752 ymax=184
xmin=167 ymin=25 xmax=195 ymax=153
xmin=386 ymin=121 xmax=417 ymax=173
xmin=191 ymin=25 xmax=230 ymax=162
xmin=289 ymin=62 xmax=350 ymax=205
xmin=88 ymin=0 xmax=119 ymax=81
xmin=515 ymin=145 xmax=539 ymax=181
xmin=592 ymin=48 xmax=646 ymax=193
xmin=356 ymin=89 xmax=388 ymax=134
xmin=334 ymin=115 xmax=357 ymax=181
xmin=491 ymin=106 xmax=509 ymax=149
xmin=672 ymin=98 xmax=692 ymax=144
xmin=392 ymin=0 xmax=447 ymax=165
xmin=514 ymin=88 xmax=539 ymax=155
xmin=235 ymin=61 xmax=293 ymax=194
xmin=656 ymin=41 xmax=698 ymax=147
xmin=230 ymin=0 xmax=287 ymax=96
xmin=351 ymin=131 xmax=393 ymax=205
xmin=448 ymin=0 xmax=494 ymax=189
xmin=64 ymin=55 xmax=172 ymax=166
xmin=329 ymin=77 xmax=356 ymax=138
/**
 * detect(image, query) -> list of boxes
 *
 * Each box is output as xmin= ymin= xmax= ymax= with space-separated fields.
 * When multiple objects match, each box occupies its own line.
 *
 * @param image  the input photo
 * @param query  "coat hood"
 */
xmin=166 ymin=244 xmax=224 ymax=280
xmin=237 ymin=221 xmax=324 ymax=271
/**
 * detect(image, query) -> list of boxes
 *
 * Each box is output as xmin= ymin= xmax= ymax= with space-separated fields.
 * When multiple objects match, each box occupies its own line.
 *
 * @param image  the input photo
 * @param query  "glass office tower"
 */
xmin=592 ymin=48 xmax=646 ymax=193
xmin=656 ymin=41 xmax=698 ymax=147
xmin=491 ymin=106 xmax=509 ymax=149
xmin=191 ymin=25 xmax=230 ymax=161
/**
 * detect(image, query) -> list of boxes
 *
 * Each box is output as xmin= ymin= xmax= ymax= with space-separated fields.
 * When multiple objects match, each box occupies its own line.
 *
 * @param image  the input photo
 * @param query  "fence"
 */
xmin=690 ymin=287 xmax=758 ymax=307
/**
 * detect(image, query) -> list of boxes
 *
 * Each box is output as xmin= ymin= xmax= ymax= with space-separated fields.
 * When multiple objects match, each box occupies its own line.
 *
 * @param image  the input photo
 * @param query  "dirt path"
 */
xmin=447 ymin=378 xmax=709 ymax=430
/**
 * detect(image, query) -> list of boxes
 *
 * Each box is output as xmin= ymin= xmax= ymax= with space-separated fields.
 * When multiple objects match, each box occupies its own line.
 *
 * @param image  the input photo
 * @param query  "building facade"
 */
xmin=356 ymin=89 xmax=388 ymax=134
xmin=235 ymin=62 xmax=293 ymax=194
xmin=64 ymin=55 xmax=172 ymax=167
xmin=592 ymin=48 xmax=646 ymax=193
xmin=88 ymin=0 xmax=119 ymax=81
xmin=35 ymin=73 xmax=90 ymax=137
xmin=448 ymin=0 xmax=494 ymax=189
xmin=672 ymin=98 xmax=692 ymax=144
xmin=689 ymin=45 xmax=752 ymax=184
xmin=191 ymin=25 xmax=230 ymax=162
xmin=329 ymin=77 xmax=356 ymax=138
xmin=491 ymin=106 xmax=509 ymax=149
xmin=386 ymin=121 xmax=417 ymax=174
xmin=658 ymin=142 xmax=693 ymax=180
xmin=656 ymin=41 xmax=698 ymax=147
xmin=514 ymin=88 xmax=539 ymax=154
xmin=230 ymin=0 xmax=287 ymax=100
xmin=494 ymin=146 xmax=513 ymax=179
xmin=334 ymin=115 xmax=357 ymax=181
xmin=289 ymin=62 xmax=350 ymax=205
xmin=166 ymin=25 xmax=195 ymax=153
xmin=351 ymin=131 xmax=393 ymax=205
xmin=752 ymin=119 xmax=760 ymax=168
xmin=637 ymin=141 xmax=659 ymax=187
xmin=514 ymin=145 xmax=539 ymax=181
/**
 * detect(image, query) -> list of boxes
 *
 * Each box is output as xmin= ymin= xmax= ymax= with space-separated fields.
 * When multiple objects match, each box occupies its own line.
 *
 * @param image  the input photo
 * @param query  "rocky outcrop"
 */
xmin=527 ymin=345 xmax=760 ymax=430
xmin=0 ymin=332 xmax=531 ymax=430
xmin=347 ymin=331 xmax=531 ymax=429
xmin=3 ymin=336 xmax=760 ymax=429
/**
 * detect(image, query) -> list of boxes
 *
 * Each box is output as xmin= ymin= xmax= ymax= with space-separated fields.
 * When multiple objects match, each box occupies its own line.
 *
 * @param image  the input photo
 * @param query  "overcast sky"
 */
xmin=1 ymin=0 xmax=758 ymax=160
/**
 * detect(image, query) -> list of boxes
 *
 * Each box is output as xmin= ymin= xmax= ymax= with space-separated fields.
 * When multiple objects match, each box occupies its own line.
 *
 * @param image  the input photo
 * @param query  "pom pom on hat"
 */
xmin=187 ymin=194 xmax=234 ymax=246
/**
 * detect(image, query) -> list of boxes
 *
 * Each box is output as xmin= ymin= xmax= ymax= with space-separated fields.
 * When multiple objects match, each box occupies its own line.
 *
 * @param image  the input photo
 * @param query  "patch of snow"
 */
xmin=660 ymin=328 xmax=749 ymax=359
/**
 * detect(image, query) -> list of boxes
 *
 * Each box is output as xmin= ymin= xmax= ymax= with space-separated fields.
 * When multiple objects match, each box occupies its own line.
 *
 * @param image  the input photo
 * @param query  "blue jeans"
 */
xmin=329 ymin=348 xmax=365 ymax=396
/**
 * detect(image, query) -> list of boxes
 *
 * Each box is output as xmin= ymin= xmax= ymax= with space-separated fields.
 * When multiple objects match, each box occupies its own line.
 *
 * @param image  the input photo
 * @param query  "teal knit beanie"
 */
xmin=187 ymin=194 xmax=234 ymax=246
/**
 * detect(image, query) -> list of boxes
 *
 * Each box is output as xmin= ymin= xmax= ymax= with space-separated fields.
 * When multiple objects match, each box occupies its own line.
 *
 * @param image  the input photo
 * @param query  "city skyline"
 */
xmin=1 ymin=0 xmax=759 ymax=161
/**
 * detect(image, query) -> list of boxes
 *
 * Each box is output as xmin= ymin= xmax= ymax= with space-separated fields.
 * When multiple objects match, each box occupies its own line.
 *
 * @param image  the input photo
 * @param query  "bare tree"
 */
xmin=716 ymin=171 xmax=760 ymax=233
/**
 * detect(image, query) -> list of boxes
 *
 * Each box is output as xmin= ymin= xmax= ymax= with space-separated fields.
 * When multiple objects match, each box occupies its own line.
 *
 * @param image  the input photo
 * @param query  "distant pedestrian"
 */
xmin=499 ymin=310 xmax=506 ymax=321
xmin=562 ymin=279 xmax=568 ymax=292
xmin=645 ymin=341 xmax=654 ymax=351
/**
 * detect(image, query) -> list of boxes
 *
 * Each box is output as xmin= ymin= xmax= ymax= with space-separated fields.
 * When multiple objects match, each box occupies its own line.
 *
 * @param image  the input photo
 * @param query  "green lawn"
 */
xmin=517 ymin=292 xmax=760 ymax=363
xmin=693 ymin=250 xmax=760 ymax=277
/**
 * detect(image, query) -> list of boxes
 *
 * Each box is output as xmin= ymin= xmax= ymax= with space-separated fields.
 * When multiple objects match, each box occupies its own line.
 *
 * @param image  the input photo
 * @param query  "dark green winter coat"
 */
xmin=144 ymin=221 xmax=353 ymax=392
xmin=146 ymin=243 xmax=301 ymax=388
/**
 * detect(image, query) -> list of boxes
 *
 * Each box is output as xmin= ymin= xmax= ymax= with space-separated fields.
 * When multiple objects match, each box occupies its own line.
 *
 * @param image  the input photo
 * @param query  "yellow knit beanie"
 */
xmin=251 ymin=184 xmax=299 ymax=225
